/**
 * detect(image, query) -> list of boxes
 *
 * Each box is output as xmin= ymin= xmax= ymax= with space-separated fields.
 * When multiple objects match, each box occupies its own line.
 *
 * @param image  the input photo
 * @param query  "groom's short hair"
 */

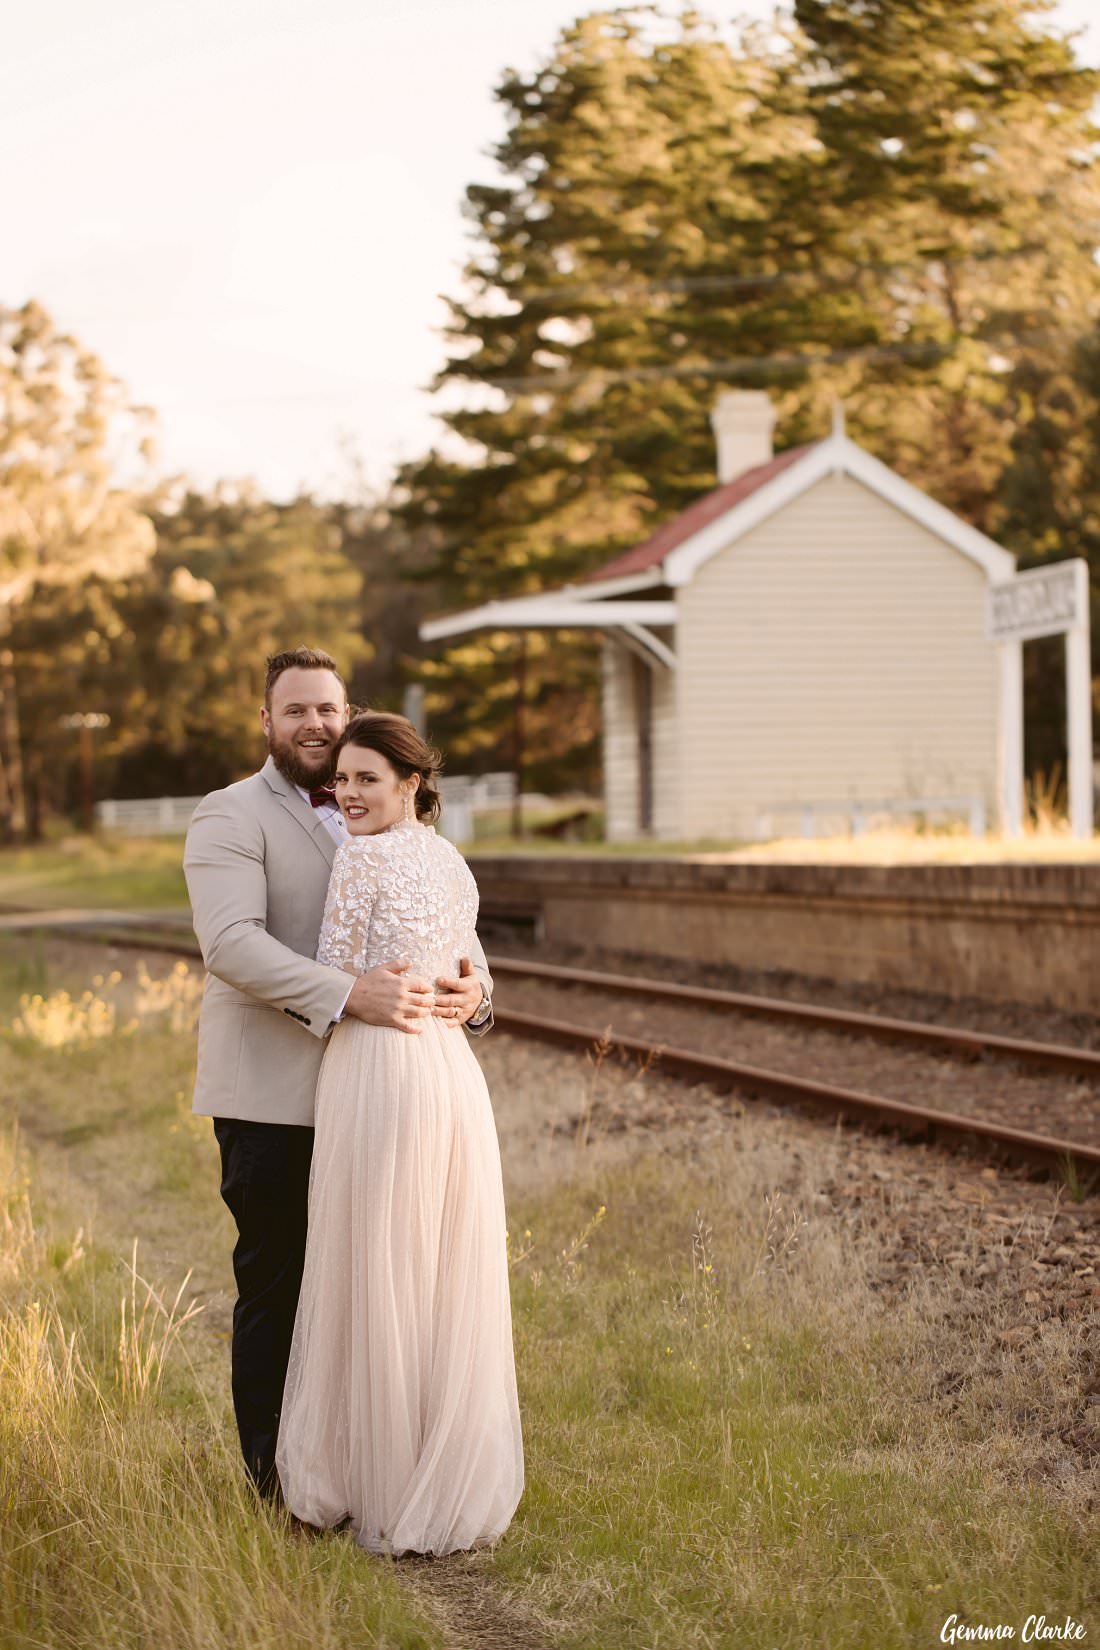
xmin=264 ymin=647 xmax=347 ymax=708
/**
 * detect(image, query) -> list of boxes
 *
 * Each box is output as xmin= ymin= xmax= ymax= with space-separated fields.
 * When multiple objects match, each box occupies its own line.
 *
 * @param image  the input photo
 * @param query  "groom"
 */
xmin=183 ymin=647 xmax=493 ymax=1499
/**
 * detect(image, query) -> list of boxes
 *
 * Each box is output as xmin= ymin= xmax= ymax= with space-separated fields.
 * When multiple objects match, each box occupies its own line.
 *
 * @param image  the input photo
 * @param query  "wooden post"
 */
xmin=635 ymin=655 xmax=653 ymax=834
xmin=0 ymin=646 xmax=26 ymax=841
xmin=511 ymin=632 xmax=527 ymax=840
xmin=79 ymin=721 xmax=94 ymax=832
xmin=1066 ymin=620 xmax=1094 ymax=838
xmin=58 ymin=712 xmax=109 ymax=833
xmin=997 ymin=640 xmax=1024 ymax=836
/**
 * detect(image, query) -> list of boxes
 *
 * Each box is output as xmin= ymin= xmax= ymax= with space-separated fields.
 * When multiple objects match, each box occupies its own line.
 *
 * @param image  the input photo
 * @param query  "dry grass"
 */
xmin=477 ymin=1034 xmax=1100 ymax=1647
xmin=0 ymin=950 xmax=436 ymax=1650
xmin=468 ymin=820 xmax=1100 ymax=865
xmin=0 ymin=940 xmax=1097 ymax=1649
xmin=704 ymin=767 xmax=1099 ymax=864
xmin=704 ymin=825 xmax=1100 ymax=866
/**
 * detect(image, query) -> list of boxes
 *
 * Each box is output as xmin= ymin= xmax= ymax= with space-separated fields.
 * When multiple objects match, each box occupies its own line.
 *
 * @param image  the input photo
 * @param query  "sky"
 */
xmin=6 ymin=0 xmax=1100 ymax=502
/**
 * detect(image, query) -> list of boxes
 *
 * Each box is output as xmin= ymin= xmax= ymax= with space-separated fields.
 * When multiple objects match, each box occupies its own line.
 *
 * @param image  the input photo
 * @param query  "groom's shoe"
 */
xmin=285 ymin=1510 xmax=325 ymax=1542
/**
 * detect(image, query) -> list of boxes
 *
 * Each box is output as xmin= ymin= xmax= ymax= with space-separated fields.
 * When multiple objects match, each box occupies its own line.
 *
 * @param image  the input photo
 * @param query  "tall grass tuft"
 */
xmin=1024 ymin=762 xmax=1070 ymax=834
xmin=11 ymin=980 xmax=125 ymax=1047
xmin=0 ymin=1124 xmax=46 ymax=1283
xmin=0 ymin=1136 xmax=435 ymax=1649
xmin=116 ymin=1239 xmax=205 ymax=1401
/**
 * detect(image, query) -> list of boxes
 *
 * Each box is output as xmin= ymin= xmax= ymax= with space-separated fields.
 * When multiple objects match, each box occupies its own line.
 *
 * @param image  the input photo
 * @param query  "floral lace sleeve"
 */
xmin=316 ymin=842 xmax=380 ymax=972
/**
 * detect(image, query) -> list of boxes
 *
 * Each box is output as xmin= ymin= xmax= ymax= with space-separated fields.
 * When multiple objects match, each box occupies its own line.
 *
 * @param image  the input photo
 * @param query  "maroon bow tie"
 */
xmin=309 ymin=786 xmax=337 ymax=808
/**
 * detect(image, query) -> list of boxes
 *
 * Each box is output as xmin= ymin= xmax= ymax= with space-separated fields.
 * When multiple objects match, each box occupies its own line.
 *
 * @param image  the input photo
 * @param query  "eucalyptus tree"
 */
xmin=0 ymin=301 xmax=157 ymax=835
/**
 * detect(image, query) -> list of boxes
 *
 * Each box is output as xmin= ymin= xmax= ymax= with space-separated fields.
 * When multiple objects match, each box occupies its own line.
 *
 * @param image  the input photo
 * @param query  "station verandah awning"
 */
xmin=418 ymin=577 xmax=678 ymax=673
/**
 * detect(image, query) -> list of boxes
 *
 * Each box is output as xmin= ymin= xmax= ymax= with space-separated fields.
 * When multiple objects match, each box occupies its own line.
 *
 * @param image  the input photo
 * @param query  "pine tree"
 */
xmin=991 ymin=332 xmax=1100 ymax=784
xmin=795 ymin=0 xmax=1100 ymax=792
xmin=401 ymin=2 xmax=1100 ymax=790
xmin=793 ymin=0 xmax=1100 ymax=527
xmin=399 ymin=9 xmax=815 ymax=781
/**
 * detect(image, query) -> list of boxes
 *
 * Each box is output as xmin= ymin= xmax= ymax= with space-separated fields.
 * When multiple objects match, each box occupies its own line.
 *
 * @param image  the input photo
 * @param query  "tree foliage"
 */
xmin=0 ymin=301 xmax=161 ymax=834
xmin=0 ymin=299 xmax=157 ymax=606
xmin=400 ymin=2 xmax=1100 ymax=786
xmin=5 ymin=3 xmax=1100 ymax=822
xmin=12 ymin=486 xmax=373 ymax=828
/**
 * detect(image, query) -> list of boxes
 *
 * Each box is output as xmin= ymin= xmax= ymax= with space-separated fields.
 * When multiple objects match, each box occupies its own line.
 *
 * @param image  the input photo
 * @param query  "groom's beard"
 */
xmin=267 ymin=731 xmax=337 ymax=791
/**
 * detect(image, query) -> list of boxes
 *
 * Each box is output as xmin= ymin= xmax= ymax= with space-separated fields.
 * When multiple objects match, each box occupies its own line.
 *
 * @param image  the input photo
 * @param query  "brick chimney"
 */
xmin=710 ymin=390 xmax=776 ymax=483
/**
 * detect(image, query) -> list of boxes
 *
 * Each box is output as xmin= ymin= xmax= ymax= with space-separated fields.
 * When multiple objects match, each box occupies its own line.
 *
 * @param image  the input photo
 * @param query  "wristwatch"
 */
xmin=467 ymin=988 xmax=492 ymax=1028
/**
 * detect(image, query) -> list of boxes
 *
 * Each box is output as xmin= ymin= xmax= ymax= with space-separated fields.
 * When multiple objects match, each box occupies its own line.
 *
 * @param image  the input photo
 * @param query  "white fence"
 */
xmin=96 ymin=797 xmax=202 ymax=835
xmin=436 ymin=772 xmax=520 ymax=810
xmin=94 ymin=773 xmax=541 ymax=842
xmin=94 ymin=784 xmax=1020 ymax=843
xmin=752 ymin=794 xmax=988 ymax=840
xmin=435 ymin=772 xmax=553 ymax=842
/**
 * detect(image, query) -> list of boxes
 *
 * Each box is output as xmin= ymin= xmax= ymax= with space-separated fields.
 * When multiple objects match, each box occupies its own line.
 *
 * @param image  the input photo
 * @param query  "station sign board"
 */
xmin=986 ymin=559 xmax=1088 ymax=644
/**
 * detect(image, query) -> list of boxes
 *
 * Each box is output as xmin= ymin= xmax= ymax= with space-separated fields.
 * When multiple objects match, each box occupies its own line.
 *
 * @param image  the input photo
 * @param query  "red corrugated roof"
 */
xmin=585 ymin=443 xmax=818 ymax=584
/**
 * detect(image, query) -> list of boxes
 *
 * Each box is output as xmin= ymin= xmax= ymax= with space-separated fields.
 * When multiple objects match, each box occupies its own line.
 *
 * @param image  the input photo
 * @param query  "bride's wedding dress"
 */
xmin=275 ymin=819 xmax=524 ymax=1556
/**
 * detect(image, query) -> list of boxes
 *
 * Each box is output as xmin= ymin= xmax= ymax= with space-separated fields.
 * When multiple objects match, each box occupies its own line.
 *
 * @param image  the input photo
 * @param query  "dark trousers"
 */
xmin=212 ymin=1116 xmax=315 ymax=1497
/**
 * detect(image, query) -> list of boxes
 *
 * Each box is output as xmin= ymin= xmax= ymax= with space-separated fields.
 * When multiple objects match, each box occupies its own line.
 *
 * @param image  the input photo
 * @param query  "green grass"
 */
xmin=2 ymin=816 xmax=1097 ymax=931
xmin=0 ymin=937 xmax=1096 ymax=1648
xmin=0 ymin=831 xmax=189 ymax=912
xmin=489 ymin=1161 xmax=1098 ymax=1649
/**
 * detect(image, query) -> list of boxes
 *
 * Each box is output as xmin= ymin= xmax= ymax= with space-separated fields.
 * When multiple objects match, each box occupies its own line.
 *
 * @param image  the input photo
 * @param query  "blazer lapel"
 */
xmin=260 ymin=755 xmax=338 ymax=869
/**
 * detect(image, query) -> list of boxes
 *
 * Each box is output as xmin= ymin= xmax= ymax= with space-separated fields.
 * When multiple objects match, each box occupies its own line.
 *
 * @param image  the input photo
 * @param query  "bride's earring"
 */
xmin=404 ymin=791 xmax=412 ymax=822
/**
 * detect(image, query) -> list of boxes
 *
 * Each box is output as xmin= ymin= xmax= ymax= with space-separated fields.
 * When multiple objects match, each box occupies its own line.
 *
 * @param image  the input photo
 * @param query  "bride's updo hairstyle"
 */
xmin=333 ymin=712 xmax=444 ymax=824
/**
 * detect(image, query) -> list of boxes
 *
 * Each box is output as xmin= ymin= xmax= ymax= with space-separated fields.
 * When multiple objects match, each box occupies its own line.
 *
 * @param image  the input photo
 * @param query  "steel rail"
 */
xmin=32 ymin=924 xmax=202 ymax=959
xmin=23 ymin=918 xmax=1100 ymax=1186
xmin=488 ymin=957 xmax=1100 ymax=1079
xmin=492 ymin=1008 xmax=1100 ymax=1183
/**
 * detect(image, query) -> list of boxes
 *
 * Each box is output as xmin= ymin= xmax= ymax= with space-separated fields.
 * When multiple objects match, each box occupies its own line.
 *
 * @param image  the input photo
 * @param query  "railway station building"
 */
xmin=420 ymin=391 xmax=1024 ymax=843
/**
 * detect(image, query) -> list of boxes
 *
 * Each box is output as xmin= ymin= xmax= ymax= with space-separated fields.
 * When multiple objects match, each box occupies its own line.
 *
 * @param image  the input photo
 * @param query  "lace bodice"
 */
xmin=317 ymin=820 xmax=479 ymax=981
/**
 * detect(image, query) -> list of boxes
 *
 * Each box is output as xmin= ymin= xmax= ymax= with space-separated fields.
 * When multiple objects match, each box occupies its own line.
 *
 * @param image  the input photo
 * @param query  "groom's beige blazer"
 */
xmin=183 ymin=755 xmax=493 ymax=1127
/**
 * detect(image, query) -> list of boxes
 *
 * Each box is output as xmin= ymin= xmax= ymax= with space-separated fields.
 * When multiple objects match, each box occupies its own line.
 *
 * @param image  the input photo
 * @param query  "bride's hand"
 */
xmin=432 ymin=957 xmax=483 ymax=1029
xmin=343 ymin=962 xmax=435 ymax=1033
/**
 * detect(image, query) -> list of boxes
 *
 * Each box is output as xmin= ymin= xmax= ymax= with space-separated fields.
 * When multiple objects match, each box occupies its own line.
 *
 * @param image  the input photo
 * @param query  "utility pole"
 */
xmin=58 ymin=713 xmax=111 ymax=831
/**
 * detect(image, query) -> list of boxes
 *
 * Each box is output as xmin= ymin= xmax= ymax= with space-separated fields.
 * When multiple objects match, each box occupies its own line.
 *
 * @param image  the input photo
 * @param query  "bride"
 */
xmin=275 ymin=711 xmax=524 ymax=1556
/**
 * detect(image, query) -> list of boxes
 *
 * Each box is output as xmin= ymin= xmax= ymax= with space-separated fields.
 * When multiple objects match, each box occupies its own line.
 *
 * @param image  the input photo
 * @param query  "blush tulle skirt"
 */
xmin=275 ymin=1016 xmax=524 ymax=1556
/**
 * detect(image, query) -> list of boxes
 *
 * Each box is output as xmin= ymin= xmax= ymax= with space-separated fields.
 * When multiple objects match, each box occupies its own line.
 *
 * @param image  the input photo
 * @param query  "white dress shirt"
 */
xmin=296 ymin=783 xmax=347 ymax=847
xmin=296 ymin=784 xmax=354 ymax=1021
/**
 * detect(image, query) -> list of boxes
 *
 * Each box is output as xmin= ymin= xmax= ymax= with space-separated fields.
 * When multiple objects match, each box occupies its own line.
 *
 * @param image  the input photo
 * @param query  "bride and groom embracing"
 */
xmin=182 ymin=647 xmax=523 ymax=1558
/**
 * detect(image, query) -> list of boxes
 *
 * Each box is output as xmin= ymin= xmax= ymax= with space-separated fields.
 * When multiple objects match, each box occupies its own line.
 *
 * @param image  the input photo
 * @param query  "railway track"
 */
xmin=17 ymin=914 xmax=1100 ymax=1190
xmin=489 ymin=957 xmax=1100 ymax=1079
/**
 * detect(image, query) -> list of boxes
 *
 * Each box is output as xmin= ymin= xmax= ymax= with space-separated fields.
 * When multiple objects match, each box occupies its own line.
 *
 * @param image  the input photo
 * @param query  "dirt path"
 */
xmin=393 ymin=1555 xmax=562 ymax=1650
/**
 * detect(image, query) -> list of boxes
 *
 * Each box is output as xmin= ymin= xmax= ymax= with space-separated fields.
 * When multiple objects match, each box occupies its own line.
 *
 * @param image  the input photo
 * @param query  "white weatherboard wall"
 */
xmin=673 ymin=471 xmax=999 ymax=841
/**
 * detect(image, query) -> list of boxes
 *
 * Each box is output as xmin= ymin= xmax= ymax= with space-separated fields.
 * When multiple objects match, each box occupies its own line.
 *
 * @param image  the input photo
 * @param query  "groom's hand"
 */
xmin=343 ymin=962 xmax=435 ymax=1034
xmin=432 ymin=956 xmax=483 ymax=1029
